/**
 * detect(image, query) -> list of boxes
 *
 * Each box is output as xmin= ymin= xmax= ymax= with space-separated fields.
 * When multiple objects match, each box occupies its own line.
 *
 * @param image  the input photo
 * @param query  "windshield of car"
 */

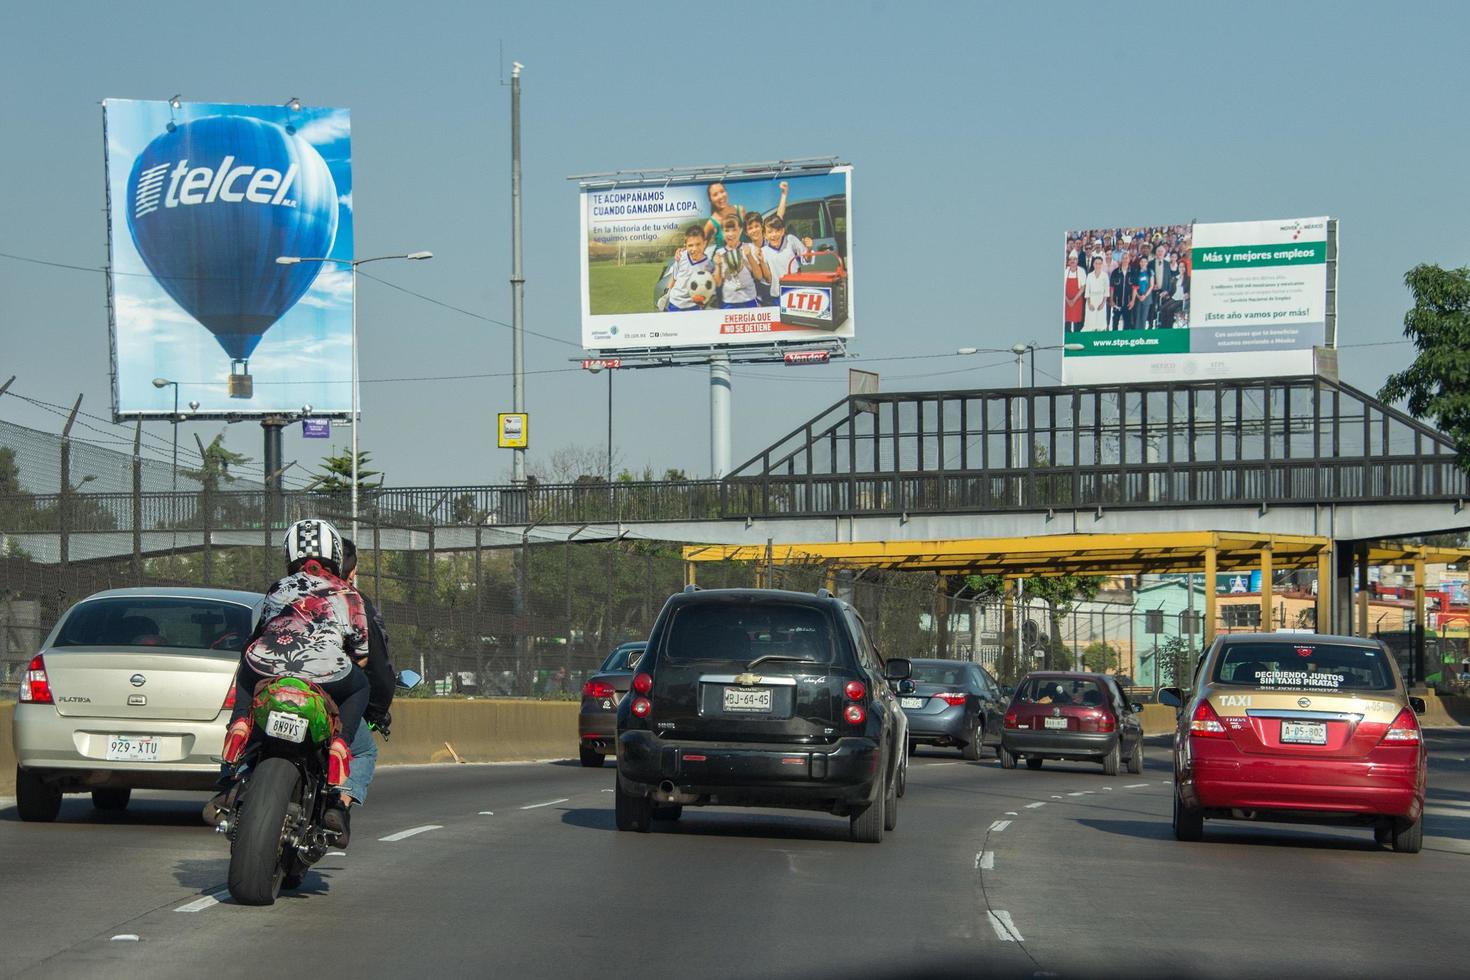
xmin=1212 ymin=642 xmax=1395 ymax=692
xmin=53 ymin=597 xmax=254 ymax=651
xmin=663 ymin=601 xmax=835 ymax=665
xmin=912 ymin=663 xmax=967 ymax=686
xmin=1015 ymin=677 xmax=1108 ymax=707
xmin=599 ymin=645 xmax=645 ymax=672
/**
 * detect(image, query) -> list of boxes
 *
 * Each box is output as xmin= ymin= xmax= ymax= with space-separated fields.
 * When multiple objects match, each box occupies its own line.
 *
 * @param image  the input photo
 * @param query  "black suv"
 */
xmin=615 ymin=587 xmax=911 ymax=843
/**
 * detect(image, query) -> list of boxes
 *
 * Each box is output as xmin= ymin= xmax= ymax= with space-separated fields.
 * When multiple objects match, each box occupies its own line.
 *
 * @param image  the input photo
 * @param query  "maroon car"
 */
xmin=999 ymin=671 xmax=1145 ymax=775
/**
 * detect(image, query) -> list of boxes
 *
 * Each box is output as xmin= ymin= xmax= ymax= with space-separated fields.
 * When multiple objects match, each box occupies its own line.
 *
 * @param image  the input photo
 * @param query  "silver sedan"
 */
xmin=12 ymin=587 xmax=261 ymax=821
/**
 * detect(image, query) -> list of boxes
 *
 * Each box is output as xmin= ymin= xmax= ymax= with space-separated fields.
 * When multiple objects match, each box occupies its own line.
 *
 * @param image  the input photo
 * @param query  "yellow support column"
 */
xmin=1259 ymin=544 xmax=1273 ymax=633
xmin=684 ymin=561 xmax=697 ymax=589
xmin=825 ymin=567 xmax=838 ymax=594
xmin=1204 ymin=544 xmax=1218 ymax=646
xmin=1316 ymin=546 xmax=1332 ymax=635
xmin=1414 ymin=553 xmax=1426 ymax=642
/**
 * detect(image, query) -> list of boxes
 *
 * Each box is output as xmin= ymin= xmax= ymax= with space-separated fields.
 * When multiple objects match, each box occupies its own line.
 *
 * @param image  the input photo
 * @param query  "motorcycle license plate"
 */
xmin=266 ymin=710 xmax=309 ymax=743
xmin=106 ymin=735 xmax=160 ymax=761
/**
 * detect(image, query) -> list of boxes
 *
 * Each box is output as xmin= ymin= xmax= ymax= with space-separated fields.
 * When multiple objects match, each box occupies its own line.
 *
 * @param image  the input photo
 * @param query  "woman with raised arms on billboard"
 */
xmin=702 ymin=180 xmax=788 ymax=250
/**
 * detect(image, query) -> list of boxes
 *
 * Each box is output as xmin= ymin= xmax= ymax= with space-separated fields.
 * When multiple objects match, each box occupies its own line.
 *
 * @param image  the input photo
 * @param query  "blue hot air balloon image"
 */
xmin=126 ymin=115 xmax=339 ymax=398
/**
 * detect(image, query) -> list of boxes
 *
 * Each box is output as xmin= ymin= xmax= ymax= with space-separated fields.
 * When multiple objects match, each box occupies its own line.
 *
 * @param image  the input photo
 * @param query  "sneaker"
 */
xmin=323 ymin=802 xmax=351 ymax=849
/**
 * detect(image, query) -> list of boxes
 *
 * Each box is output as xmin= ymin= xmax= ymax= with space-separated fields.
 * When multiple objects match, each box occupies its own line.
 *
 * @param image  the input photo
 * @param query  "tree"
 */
xmin=1024 ymin=575 xmax=1103 ymax=670
xmin=314 ymin=450 xmax=383 ymax=493
xmin=1082 ymin=640 xmax=1118 ymax=673
xmin=1380 ymin=264 xmax=1470 ymax=464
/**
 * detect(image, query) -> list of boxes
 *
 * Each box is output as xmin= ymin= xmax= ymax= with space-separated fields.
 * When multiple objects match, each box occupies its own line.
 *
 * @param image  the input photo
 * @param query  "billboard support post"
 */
xmin=510 ymin=61 xmax=527 ymax=486
xmin=710 ymin=352 xmax=731 ymax=478
xmin=262 ymin=416 xmax=285 ymax=529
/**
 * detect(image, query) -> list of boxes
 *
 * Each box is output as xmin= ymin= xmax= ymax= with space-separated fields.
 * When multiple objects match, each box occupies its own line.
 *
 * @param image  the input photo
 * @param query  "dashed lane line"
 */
xmin=379 ymin=825 xmax=443 ymax=842
xmin=988 ymin=820 xmax=1012 ymax=833
xmin=975 ymin=850 xmax=995 ymax=870
xmin=519 ymin=798 xmax=570 ymax=810
xmin=175 ymin=892 xmax=227 ymax=913
xmin=111 ymin=935 xmax=141 ymax=942
xmin=1004 ymin=811 xmax=1018 ymax=816
xmin=1025 ymin=802 xmax=1046 ymax=809
xmin=1124 ymin=783 xmax=1150 ymax=789
xmin=987 ymin=910 xmax=1024 ymax=942
xmin=1066 ymin=791 xmax=1094 ymax=797
xmin=478 ymin=811 xmax=494 ymax=816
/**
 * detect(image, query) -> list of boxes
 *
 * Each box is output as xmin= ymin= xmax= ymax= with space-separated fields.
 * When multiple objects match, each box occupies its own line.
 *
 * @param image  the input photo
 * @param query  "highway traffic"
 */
xmin=5 ymin=730 xmax=1468 ymax=979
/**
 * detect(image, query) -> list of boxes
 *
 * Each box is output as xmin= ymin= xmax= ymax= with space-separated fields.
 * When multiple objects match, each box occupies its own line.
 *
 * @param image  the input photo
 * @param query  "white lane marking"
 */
xmin=1067 ymin=791 xmax=1094 ymax=797
xmin=379 ymin=824 xmax=443 ymax=842
xmin=111 ymin=935 xmax=141 ymax=942
xmin=1101 ymin=786 xmax=1113 ymax=792
xmin=478 ymin=811 xmax=495 ymax=816
xmin=1025 ymin=802 xmax=1045 ymax=809
xmin=1124 ymin=783 xmax=1150 ymax=789
xmin=988 ymin=820 xmax=1012 ymax=833
xmin=600 ymin=788 xmax=615 ymax=793
xmin=175 ymin=891 xmax=227 ymax=912
xmin=1050 ymin=794 xmax=1064 ymax=799
xmin=987 ymin=911 xmax=1024 ymax=942
xmin=326 ymin=851 xmax=347 ymax=857
xmin=975 ymin=850 xmax=995 ymax=870
xmin=1004 ymin=811 xmax=1019 ymax=816
xmin=519 ymin=798 xmax=570 ymax=810
xmin=926 ymin=761 xmax=961 ymax=767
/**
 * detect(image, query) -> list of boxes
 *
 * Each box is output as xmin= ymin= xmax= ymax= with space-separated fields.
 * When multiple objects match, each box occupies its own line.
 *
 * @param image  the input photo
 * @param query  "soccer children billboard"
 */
xmin=579 ymin=166 xmax=854 ymax=352
xmin=1060 ymin=217 xmax=1336 ymax=384
xmin=103 ymin=98 xmax=354 ymax=419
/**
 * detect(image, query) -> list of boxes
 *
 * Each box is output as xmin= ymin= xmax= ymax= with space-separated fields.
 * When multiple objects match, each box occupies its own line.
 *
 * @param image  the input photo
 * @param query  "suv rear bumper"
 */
xmin=617 ymin=730 xmax=882 ymax=810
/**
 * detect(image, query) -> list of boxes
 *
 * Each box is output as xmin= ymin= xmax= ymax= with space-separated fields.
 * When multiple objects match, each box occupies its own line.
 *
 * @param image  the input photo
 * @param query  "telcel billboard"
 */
xmin=1061 ymin=216 xmax=1336 ymax=384
xmin=103 ymin=99 xmax=354 ymax=419
xmin=578 ymin=166 xmax=854 ymax=352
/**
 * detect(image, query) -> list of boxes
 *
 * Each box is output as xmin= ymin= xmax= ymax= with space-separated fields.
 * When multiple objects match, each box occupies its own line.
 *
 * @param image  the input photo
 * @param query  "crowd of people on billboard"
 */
xmin=658 ymin=180 xmax=820 ymax=313
xmin=1064 ymin=225 xmax=1191 ymax=333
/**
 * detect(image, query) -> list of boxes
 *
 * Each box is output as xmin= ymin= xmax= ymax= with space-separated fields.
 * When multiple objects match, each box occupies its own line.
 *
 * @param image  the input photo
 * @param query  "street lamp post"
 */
xmin=276 ymin=251 xmax=432 ymax=539
xmin=151 ymin=377 xmax=180 ymax=492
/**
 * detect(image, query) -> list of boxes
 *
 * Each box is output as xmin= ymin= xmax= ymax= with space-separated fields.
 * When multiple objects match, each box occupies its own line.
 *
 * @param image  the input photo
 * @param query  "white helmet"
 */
xmin=283 ymin=518 xmax=344 ymax=572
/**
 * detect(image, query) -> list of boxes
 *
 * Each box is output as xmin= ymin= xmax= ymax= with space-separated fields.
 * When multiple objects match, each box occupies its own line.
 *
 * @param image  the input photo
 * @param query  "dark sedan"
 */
xmin=999 ymin=672 xmax=1144 ymax=775
xmin=897 ymin=658 xmax=1006 ymax=760
xmin=578 ymin=642 xmax=646 ymax=767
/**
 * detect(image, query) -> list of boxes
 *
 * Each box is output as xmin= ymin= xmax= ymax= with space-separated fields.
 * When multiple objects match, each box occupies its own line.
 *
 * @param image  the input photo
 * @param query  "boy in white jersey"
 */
xmin=761 ymin=213 xmax=806 ymax=303
xmin=664 ymin=224 xmax=717 ymax=311
xmin=713 ymin=214 xmax=768 ymax=309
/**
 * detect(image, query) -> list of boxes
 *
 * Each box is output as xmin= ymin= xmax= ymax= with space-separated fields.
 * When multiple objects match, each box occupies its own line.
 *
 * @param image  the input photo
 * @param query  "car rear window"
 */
xmin=600 ymin=645 xmax=645 ymax=672
xmin=1212 ymin=642 xmax=1395 ymax=692
xmin=912 ymin=663 xmax=967 ymax=686
xmin=1015 ymin=677 xmax=1108 ymax=707
xmin=662 ymin=602 xmax=835 ymax=665
xmin=54 ymin=597 xmax=254 ymax=651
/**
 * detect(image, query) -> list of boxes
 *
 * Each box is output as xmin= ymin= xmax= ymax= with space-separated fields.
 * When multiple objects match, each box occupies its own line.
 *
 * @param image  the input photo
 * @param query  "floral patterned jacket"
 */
xmin=243 ymin=559 xmax=369 ymax=684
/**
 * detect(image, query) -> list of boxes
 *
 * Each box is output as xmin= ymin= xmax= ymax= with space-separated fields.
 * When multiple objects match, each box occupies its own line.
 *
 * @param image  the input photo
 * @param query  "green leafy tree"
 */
xmin=1380 ymin=264 xmax=1470 ymax=464
xmin=314 ymin=450 xmax=383 ymax=493
xmin=1082 ymin=640 xmax=1118 ymax=673
xmin=1023 ymin=575 xmax=1102 ymax=669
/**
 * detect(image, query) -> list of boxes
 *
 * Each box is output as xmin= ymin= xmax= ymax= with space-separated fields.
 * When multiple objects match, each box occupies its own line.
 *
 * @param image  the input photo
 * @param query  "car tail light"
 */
xmin=844 ymin=704 xmax=866 ymax=725
xmin=222 ymin=684 xmax=237 ymax=712
xmin=936 ymin=692 xmax=967 ymax=707
xmin=1380 ymin=707 xmax=1421 ymax=745
xmin=1004 ymin=710 xmax=1019 ymax=729
xmin=1189 ymin=700 xmax=1227 ymax=738
xmin=844 ymin=680 xmax=866 ymax=701
xmin=631 ymin=697 xmax=652 ymax=718
xmin=582 ymin=679 xmax=615 ymax=700
xmin=19 ymin=654 xmax=52 ymax=704
xmin=1097 ymin=711 xmax=1115 ymax=733
xmin=632 ymin=672 xmax=653 ymax=695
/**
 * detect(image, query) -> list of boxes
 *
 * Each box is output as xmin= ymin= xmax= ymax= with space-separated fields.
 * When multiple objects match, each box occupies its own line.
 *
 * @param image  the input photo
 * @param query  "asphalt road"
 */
xmin=4 ymin=732 xmax=1469 ymax=980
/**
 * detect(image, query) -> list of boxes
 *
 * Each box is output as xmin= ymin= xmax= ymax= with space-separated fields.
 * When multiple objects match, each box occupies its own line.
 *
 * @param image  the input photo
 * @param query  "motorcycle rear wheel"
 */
xmin=228 ymin=757 xmax=302 ymax=906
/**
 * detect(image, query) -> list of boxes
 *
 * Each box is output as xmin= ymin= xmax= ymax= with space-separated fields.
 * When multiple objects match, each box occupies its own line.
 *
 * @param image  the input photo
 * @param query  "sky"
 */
xmin=2 ymin=0 xmax=1467 ymax=490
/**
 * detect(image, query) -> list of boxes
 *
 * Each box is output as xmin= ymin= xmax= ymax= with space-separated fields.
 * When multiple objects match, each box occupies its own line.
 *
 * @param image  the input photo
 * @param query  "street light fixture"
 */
xmin=274 ymin=251 xmax=433 ymax=538
xmin=152 ymin=377 xmax=181 ymax=492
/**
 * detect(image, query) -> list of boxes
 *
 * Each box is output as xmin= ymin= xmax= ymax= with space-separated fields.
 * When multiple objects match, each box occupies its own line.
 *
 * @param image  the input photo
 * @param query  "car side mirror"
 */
xmin=884 ymin=658 xmax=912 ymax=681
xmin=397 ymin=668 xmax=423 ymax=690
xmin=1157 ymin=687 xmax=1183 ymax=708
xmin=1409 ymin=696 xmax=1426 ymax=715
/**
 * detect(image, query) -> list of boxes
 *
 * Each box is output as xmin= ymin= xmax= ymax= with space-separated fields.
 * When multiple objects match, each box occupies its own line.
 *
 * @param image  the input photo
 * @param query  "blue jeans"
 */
xmin=343 ymin=723 xmax=378 ymax=804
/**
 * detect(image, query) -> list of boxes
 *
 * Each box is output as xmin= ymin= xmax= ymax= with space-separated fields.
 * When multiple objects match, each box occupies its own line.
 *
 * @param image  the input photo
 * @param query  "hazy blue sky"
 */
xmin=2 ymin=0 xmax=1466 ymax=488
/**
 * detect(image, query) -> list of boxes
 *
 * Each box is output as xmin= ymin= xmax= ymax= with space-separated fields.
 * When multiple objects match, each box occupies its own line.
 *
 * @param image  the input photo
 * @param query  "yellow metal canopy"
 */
xmin=681 ymin=532 xmax=1469 ymax=579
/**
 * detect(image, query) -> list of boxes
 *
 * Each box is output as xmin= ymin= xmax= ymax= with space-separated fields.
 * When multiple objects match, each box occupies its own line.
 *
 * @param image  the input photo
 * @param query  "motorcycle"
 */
xmin=218 ymin=669 xmax=421 ymax=906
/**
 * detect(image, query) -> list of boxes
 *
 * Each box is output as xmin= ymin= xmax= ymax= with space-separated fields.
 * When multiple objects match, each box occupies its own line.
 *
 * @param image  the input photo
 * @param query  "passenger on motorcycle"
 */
xmin=220 ymin=518 xmax=369 ymax=841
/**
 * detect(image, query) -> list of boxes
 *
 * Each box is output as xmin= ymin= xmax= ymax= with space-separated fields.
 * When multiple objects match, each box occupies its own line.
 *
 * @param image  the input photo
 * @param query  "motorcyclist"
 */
xmin=219 ymin=518 xmax=369 ymax=842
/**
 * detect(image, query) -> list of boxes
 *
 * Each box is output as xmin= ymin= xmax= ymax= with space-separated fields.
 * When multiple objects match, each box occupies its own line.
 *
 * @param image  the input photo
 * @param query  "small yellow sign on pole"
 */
xmin=497 ymin=413 xmax=528 ymax=449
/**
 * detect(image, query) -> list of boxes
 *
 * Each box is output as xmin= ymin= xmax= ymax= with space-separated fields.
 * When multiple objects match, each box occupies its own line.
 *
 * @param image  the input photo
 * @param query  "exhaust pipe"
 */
xmin=659 ymin=780 xmax=676 ymax=795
